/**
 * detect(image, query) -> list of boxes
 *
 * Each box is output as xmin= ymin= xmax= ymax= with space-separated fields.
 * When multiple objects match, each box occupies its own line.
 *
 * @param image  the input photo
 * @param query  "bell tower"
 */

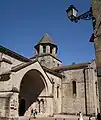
xmin=34 ymin=33 xmax=57 ymax=57
xmin=34 ymin=33 xmax=62 ymax=68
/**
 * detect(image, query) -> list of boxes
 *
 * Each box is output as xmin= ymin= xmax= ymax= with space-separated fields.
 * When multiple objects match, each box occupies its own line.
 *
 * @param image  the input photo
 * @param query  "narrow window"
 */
xmin=50 ymin=46 xmax=53 ymax=54
xmin=43 ymin=46 xmax=46 ymax=53
xmin=57 ymin=86 xmax=59 ymax=98
xmin=95 ymin=82 xmax=98 ymax=96
xmin=37 ymin=47 xmax=39 ymax=54
xmin=72 ymin=81 xmax=76 ymax=95
xmin=40 ymin=99 xmax=44 ymax=113
xmin=57 ymin=63 xmax=59 ymax=66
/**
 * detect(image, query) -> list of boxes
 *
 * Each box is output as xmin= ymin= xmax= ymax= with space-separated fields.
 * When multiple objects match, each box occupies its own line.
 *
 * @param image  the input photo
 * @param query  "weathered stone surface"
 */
xmin=0 ymin=33 xmax=99 ymax=119
xmin=91 ymin=0 xmax=101 ymax=112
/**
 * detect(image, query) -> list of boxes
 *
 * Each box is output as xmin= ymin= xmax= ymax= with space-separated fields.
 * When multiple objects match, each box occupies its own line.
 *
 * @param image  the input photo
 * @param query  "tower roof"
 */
xmin=37 ymin=33 xmax=56 ymax=45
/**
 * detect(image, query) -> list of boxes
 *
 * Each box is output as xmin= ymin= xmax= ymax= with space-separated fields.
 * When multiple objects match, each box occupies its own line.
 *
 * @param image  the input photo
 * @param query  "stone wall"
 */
xmin=91 ymin=0 xmax=101 ymax=112
xmin=1 ymin=52 xmax=23 ymax=66
xmin=46 ymin=72 xmax=62 ymax=114
xmin=61 ymin=69 xmax=86 ymax=115
xmin=85 ymin=61 xmax=99 ymax=115
xmin=61 ymin=61 xmax=99 ymax=115
xmin=0 ymin=52 xmax=23 ymax=74
xmin=38 ymin=55 xmax=62 ymax=69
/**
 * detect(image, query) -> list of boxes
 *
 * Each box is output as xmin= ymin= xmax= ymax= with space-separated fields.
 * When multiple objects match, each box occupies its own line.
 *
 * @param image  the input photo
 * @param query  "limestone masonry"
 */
xmin=0 ymin=33 xmax=99 ymax=119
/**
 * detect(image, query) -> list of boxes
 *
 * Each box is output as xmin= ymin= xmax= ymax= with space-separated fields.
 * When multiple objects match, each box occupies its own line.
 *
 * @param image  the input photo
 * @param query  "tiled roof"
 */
xmin=34 ymin=33 xmax=57 ymax=48
xmin=38 ymin=33 xmax=55 ymax=44
xmin=52 ymin=62 xmax=90 ymax=72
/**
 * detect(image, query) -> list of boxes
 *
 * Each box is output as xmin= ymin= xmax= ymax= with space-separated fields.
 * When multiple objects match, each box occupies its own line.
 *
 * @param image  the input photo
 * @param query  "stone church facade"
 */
xmin=0 ymin=33 xmax=99 ymax=119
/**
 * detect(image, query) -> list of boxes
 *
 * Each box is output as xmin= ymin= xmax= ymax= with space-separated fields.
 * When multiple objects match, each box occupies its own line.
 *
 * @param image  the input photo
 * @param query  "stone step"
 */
xmin=19 ymin=116 xmax=90 ymax=120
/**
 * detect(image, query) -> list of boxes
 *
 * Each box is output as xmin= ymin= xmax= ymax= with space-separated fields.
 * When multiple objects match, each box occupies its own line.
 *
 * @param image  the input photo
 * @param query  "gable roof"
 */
xmin=0 ymin=45 xmax=31 ymax=62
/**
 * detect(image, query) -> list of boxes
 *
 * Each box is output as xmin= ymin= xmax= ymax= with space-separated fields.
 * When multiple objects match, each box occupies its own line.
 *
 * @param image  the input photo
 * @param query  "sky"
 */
xmin=0 ymin=0 xmax=95 ymax=65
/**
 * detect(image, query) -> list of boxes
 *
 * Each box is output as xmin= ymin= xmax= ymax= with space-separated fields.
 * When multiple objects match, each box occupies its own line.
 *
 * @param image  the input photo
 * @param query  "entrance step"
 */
xmin=19 ymin=116 xmax=90 ymax=120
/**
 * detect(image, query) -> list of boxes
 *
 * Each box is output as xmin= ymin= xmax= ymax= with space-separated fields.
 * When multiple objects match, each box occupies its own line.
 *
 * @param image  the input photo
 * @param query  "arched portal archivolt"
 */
xmin=18 ymin=69 xmax=48 ymax=116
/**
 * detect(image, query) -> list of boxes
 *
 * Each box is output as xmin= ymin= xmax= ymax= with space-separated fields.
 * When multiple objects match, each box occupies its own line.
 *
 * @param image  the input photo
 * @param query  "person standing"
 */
xmin=29 ymin=108 xmax=34 ymax=120
xmin=78 ymin=112 xmax=83 ymax=120
xmin=97 ymin=113 xmax=101 ymax=120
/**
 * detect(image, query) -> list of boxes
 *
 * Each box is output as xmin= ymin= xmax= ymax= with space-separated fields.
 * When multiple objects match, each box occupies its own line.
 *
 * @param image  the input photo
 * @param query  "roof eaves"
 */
xmin=0 ymin=45 xmax=30 ymax=62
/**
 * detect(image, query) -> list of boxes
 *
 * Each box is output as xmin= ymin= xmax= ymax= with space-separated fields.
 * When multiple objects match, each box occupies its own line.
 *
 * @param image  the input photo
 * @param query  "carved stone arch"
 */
xmin=19 ymin=69 xmax=48 ymax=91
xmin=18 ymin=69 xmax=48 ymax=116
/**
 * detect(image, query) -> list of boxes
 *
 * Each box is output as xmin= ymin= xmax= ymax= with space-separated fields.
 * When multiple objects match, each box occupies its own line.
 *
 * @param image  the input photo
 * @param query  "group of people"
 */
xmin=28 ymin=110 xmax=101 ymax=120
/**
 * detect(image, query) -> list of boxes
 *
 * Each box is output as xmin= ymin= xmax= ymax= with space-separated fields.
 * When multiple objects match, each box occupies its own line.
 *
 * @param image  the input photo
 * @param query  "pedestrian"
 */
xmin=33 ymin=109 xmax=37 ymax=119
xmin=78 ymin=112 xmax=83 ymax=120
xmin=97 ymin=113 xmax=101 ymax=120
xmin=89 ymin=115 xmax=92 ymax=120
xmin=29 ymin=108 xmax=34 ymax=120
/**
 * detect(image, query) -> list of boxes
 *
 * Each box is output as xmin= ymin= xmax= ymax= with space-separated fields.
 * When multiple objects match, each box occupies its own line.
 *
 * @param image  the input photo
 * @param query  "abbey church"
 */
xmin=0 ymin=33 xmax=100 ymax=119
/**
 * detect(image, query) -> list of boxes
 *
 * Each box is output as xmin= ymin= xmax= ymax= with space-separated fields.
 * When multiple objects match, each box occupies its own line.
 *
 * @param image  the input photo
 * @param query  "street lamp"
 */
xmin=66 ymin=5 xmax=93 ymax=23
xmin=66 ymin=5 xmax=96 ymax=41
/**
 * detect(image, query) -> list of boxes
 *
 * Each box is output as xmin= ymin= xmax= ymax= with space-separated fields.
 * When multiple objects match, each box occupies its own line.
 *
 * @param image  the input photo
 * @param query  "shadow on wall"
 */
xmin=18 ymin=69 xmax=46 ymax=116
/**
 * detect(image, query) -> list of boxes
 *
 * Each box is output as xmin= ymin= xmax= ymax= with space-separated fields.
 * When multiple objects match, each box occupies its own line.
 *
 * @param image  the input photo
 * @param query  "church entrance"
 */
xmin=19 ymin=98 xmax=26 ymax=116
xmin=18 ymin=69 xmax=46 ymax=116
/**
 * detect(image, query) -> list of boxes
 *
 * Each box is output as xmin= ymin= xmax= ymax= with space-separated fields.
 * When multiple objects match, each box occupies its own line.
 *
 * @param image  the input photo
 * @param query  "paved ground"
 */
xmin=19 ymin=115 xmax=90 ymax=120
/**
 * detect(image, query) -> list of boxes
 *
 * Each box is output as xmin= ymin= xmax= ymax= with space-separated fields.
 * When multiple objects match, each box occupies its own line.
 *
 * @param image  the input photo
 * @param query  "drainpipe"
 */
xmin=52 ymin=79 xmax=55 ymax=115
xmin=83 ymin=68 xmax=87 ymax=116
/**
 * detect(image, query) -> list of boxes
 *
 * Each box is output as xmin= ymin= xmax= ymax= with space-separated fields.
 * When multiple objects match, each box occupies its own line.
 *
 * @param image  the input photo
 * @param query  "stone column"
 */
xmin=0 ymin=92 xmax=19 ymax=120
xmin=0 ymin=92 xmax=11 ymax=119
xmin=9 ymin=92 xmax=19 ymax=120
xmin=34 ymin=49 xmax=38 ymax=55
xmin=84 ymin=67 xmax=98 ymax=115
xmin=92 ymin=67 xmax=98 ymax=115
xmin=84 ymin=68 xmax=92 ymax=115
xmin=46 ymin=45 xmax=50 ymax=54
xmin=39 ymin=45 xmax=43 ymax=54
xmin=52 ymin=47 xmax=56 ymax=55
xmin=40 ymin=100 xmax=44 ymax=114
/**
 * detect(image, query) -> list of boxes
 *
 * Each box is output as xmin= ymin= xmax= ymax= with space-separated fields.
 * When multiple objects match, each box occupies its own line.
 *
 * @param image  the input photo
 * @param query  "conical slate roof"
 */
xmin=37 ymin=33 xmax=56 ymax=45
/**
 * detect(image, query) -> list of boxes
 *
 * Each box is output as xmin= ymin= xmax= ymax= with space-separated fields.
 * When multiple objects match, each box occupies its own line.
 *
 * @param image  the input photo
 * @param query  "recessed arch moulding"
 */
xmin=10 ymin=62 xmax=53 ymax=117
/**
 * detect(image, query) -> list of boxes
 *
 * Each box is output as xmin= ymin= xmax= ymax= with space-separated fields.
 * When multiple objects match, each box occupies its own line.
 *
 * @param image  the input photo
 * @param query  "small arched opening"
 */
xmin=18 ymin=69 xmax=47 ymax=116
xmin=72 ymin=81 xmax=76 ymax=95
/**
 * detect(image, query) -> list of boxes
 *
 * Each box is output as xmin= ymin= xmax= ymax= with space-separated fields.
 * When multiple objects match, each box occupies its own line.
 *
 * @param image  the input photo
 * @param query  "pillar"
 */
xmin=46 ymin=45 xmax=50 ymax=54
xmin=39 ymin=45 xmax=43 ymax=54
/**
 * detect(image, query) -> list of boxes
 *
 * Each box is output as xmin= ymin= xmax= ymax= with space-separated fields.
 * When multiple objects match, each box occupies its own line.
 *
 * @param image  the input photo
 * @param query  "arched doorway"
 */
xmin=19 ymin=69 xmax=47 ymax=116
xmin=19 ymin=98 xmax=26 ymax=116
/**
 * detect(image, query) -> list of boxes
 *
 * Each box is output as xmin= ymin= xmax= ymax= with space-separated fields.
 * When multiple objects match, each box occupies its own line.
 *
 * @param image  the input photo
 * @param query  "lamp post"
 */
xmin=66 ymin=5 xmax=93 ymax=22
xmin=66 ymin=5 xmax=96 ymax=30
